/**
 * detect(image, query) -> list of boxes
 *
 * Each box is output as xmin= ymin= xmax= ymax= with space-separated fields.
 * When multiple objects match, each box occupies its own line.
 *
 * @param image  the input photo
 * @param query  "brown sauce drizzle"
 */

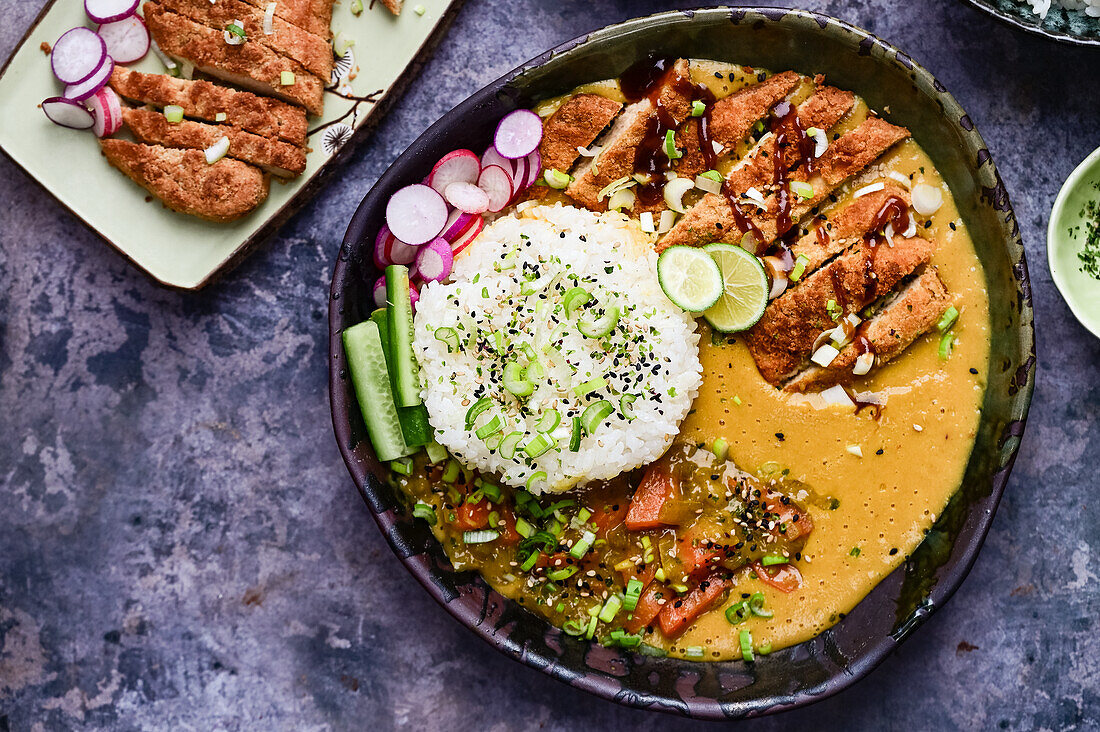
xmin=859 ymin=194 xmax=909 ymax=304
xmin=723 ymin=181 xmax=765 ymax=251
xmin=815 ymin=225 xmax=831 ymax=248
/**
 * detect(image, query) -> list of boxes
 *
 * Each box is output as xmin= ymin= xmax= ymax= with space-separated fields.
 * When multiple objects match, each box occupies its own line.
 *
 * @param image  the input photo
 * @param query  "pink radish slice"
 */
xmin=494 ymin=109 xmax=543 ymax=159
xmin=481 ymin=145 xmax=517 ymax=180
xmin=385 ymin=235 xmax=420 ymax=267
xmin=415 ymin=238 xmax=454 ymax=283
xmin=444 ymin=182 xmax=490 ymax=214
xmin=373 ymin=276 xmax=387 ymax=308
xmin=51 ymin=27 xmax=107 ymax=85
xmin=409 ymin=286 xmax=419 ymax=312
xmin=428 ymin=149 xmax=480 ymax=195
xmin=440 ymin=208 xmax=475 ymax=241
xmin=451 ymin=216 xmax=484 ymax=256
xmin=85 ymin=0 xmax=139 ymax=23
xmin=41 ymin=97 xmax=95 ymax=129
xmin=478 ymin=165 xmax=513 ymax=212
xmin=385 ymin=184 xmax=447 ymax=245
xmin=89 ymin=86 xmax=122 ymax=137
xmin=519 ymin=150 xmax=542 ymax=190
xmin=64 ymin=55 xmax=114 ymax=102
xmin=373 ymin=226 xmax=395 ymax=269
xmin=97 ymin=15 xmax=149 ymax=63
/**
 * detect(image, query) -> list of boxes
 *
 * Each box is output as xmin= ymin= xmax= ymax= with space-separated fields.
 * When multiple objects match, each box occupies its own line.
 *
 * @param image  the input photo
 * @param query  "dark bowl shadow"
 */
xmin=328 ymin=7 xmax=1035 ymax=719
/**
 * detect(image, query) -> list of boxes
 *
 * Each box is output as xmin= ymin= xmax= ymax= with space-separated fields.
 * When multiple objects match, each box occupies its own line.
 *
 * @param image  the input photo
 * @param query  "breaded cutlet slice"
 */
xmin=705 ymin=70 xmax=802 ymax=153
xmin=100 ymin=139 xmax=269 ymax=222
xmin=122 ymin=108 xmax=307 ymax=178
xmin=540 ymin=94 xmax=623 ymax=176
xmin=657 ymin=117 xmax=909 ymax=251
xmin=110 ymin=67 xmax=307 ymax=146
xmin=565 ymin=59 xmax=694 ymax=211
xmin=743 ymin=234 xmax=938 ymax=386
xmin=380 ymin=0 xmax=403 ymax=15
xmin=237 ymin=0 xmax=334 ymax=38
xmin=784 ymin=267 xmax=952 ymax=392
xmin=145 ymin=3 xmax=325 ymax=116
xmin=152 ymin=0 xmax=333 ymax=80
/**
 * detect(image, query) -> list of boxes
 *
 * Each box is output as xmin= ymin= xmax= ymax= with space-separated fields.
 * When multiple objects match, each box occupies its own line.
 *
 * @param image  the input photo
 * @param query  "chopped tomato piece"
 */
xmin=494 ymin=509 xmax=521 ymax=545
xmin=618 ymin=559 xmax=657 ymax=588
xmin=623 ymin=583 xmax=667 ymax=634
xmin=454 ymin=500 xmax=491 ymax=530
xmin=761 ymin=492 xmax=814 ymax=541
xmin=676 ymin=530 xmax=722 ymax=578
xmin=658 ymin=575 xmax=731 ymax=638
xmin=625 ymin=463 xmax=679 ymax=531
xmin=751 ymin=560 xmax=803 ymax=593
xmin=589 ymin=501 xmax=628 ymax=538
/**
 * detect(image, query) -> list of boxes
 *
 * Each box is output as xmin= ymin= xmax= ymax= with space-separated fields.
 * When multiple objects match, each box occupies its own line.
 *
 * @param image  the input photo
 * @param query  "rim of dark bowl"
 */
xmin=329 ymin=7 xmax=1035 ymax=720
xmin=959 ymin=0 xmax=1100 ymax=47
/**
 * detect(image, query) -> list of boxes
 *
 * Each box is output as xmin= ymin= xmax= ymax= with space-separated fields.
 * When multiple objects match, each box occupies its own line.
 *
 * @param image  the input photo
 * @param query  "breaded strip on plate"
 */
xmin=151 ymin=0 xmax=333 ymax=80
xmin=110 ymin=67 xmax=308 ymax=146
xmin=540 ymin=94 xmax=623 ymax=176
xmin=100 ymin=140 xmax=269 ymax=222
xmin=145 ymin=3 xmax=325 ymax=115
xmin=705 ymin=70 xmax=802 ymax=153
xmin=237 ymin=0 xmax=333 ymax=39
xmin=122 ymin=108 xmax=307 ymax=178
xmin=784 ymin=267 xmax=952 ymax=392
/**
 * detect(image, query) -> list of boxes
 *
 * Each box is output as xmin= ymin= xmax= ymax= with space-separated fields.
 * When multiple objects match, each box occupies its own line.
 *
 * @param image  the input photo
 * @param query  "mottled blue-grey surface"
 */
xmin=2 ymin=0 xmax=1099 ymax=729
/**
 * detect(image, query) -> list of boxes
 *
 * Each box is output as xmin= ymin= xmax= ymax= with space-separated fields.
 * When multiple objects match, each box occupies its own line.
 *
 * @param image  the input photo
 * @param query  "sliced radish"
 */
xmin=444 ymin=182 xmax=490 ymax=214
xmin=64 ymin=55 xmax=114 ymax=102
xmin=88 ymin=87 xmax=122 ymax=137
xmin=481 ymin=145 xmax=517 ymax=180
xmin=509 ymin=154 xmax=529 ymax=195
xmin=409 ymin=286 xmax=419 ymax=312
xmin=373 ymin=227 xmax=393 ymax=269
xmin=373 ymin=276 xmax=388 ymax=307
xmin=41 ymin=97 xmax=95 ymax=129
xmin=428 ymin=149 xmax=480 ymax=195
xmin=51 ymin=27 xmax=107 ymax=85
xmin=415 ymin=238 xmax=454 ymax=282
xmin=519 ymin=150 xmax=542 ymax=190
xmin=85 ymin=0 xmax=139 ymax=23
xmin=385 ymin=184 xmax=448 ymax=245
xmin=385 ymin=234 xmax=420 ymax=267
xmin=97 ymin=14 xmax=149 ymax=64
xmin=478 ymin=165 xmax=513 ymax=212
xmin=441 ymin=208 xmax=476 ymax=241
xmin=451 ymin=216 xmax=484 ymax=256
xmin=494 ymin=109 xmax=543 ymax=159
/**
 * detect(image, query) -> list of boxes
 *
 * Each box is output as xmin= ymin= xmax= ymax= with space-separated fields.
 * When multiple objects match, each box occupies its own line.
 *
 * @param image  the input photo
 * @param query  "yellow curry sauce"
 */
xmin=395 ymin=61 xmax=990 ymax=660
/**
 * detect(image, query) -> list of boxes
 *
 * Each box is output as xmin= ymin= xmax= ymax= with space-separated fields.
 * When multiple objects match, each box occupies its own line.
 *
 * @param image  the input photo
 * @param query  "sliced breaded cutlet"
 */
xmin=100 ymin=139 xmax=269 ymax=222
xmin=110 ymin=67 xmax=308 ymax=146
xmin=743 ymin=234 xmax=938 ymax=386
xmin=706 ymin=70 xmax=803 ymax=153
xmin=152 ymin=0 xmax=333 ymax=80
xmin=145 ymin=3 xmax=325 ymax=115
xmin=657 ymin=117 xmax=909 ymax=251
xmin=237 ymin=0 xmax=333 ymax=38
xmin=540 ymin=94 xmax=623 ymax=176
xmin=784 ymin=267 xmax=952 ymax=392
xmin=122 ymin=107 xmax=307 ymax=178
xmin=566 ymin=59 xmax=694 ymax=211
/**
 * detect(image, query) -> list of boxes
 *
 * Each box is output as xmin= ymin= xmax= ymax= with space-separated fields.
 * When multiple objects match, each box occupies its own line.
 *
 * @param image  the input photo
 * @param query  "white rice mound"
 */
xmin=413 ymin=203 xmax=702 ymax=494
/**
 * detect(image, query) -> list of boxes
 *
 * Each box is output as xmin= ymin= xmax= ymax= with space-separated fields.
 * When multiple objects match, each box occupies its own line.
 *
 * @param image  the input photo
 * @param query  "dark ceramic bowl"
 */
xmin=329 ymin=7 xmax=1035 ymax=719
xmin=960 ymin=0 xmax=1100 ymax=46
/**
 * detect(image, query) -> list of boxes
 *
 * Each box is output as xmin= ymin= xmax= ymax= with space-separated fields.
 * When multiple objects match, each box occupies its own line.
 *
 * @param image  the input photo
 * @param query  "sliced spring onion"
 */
xmin=563 ymin=287 xmax=591 ymax=318
xmin=761 ymin=554 xmax=788 ymax=566
xmin=163 ymin=105 xmax=184 ymax=123
xmin=350 ymin=0 xmax=364 ymax=13
xmin=939 ymin=331 xmax=956 ymax=360
xmin=548 ymin=566 xmax=578 ymax=581
xmin=748 ymin=592 xmax=773 ymax=618
xmin=581 ymin=400 xmax=613 ymax=435
xmin=658 ymin=209 xmax=678 ymax=234
xmin=577 ymin=306 xmax=620 ymax=338
xmin=619 ymin=394 xmax=637 ymax=421
xmin=740 ymin=629 xmax=754 ymax=662
xmin=810 ymin=343 xmax=840 ymax=368
xmin=608 ymin=187 xmax=636 ymax=211
xmin=596 ymin=176 xmax=634 ymax=201
xmin=498 ymin=431 xmax=524 ymax=459
xmin=519 ymin=551 xmax=540 ymax=572
xmin=223 ymin=22 xmax=246 ymax=44
xmin=573 ymin=376 xmax=607 ymax=397
xmin=215 ymin=112 xmax=227 ymax=122
xmin=937 ymin=305 xmax=959 ymax=332
xmin=544 ymin=169 xmax=572 ymax=189
xmin=524 ymin=434 xmax=555 ymax=458
xmin=663 ymin=177 xmax=694 ymax=214
xmin=515 ymin=516 xmax=535 ymax=538
xmin=463 ymin=529 xmax=499 ymax=544
xmin=280 ymin=71 xmax=295 ymax=86
xmin=790 ymin=180 xmax=814 ymax=200
xmin=789 ymin=254 xmax=810 ymax=282
xmin=726 ymin=601 xmax=750 ymax=624
xmin=503 ymin=361 xmax=533 ymax=397
xmin=826 ymin=298 xmax=841 ymax=321
xmin=711 ymin=437 xmax=729 ymax=462
xmin=412 ymin=502 xmax=437 ymax=525
xmin=477 ymin=481 xmax=501 ymax=502
xmin=263 ymin=2 xmax=276 ymax=34
xmin=424 ymin=440 xmax=448 ymax=464
xmin=605 ymin=629 xmax=642 ymax=648
xmin=474 ymin=414 xmax=503 ymax=440
xmin=683 ymin=646 xmax=705 ymax=659
xmin=585 ymin=616 xmax=598 ymax=639
xmin=623 ymin=579 xmax=644 ymax=611
xmin=441 ymin=459 xmax=460 ymax=483
xmin=569 ymin=416 xmax=582 ymax=452
xmin=434 ymin=327 xmax=459 ymax=352
xmin=390 ymin=457 xmax=413 ymax=476
xmin=535 ymin=410 xmax=561 ymax=433
xmin=598 ymin=595 xmax=623 ymax=622
xmin=414 ymin=3 xmax=426 ymax=14
xmin=853 ymin=181 xmax=885 ymax=198
xmin=562 ymin=619 xmax=586 ymax=635
xmin=663 ymin=129 xmax=682 ymax=160
xmin=758 ymin=642 xmax=773 ymax=655
xmin=694 ymin=174 xmax=722 ymax=195
xmin=204 ymin=136 xmax=230 ymax=164
xmin=570 ymin=530 xmax=596 ymax=559
xmin=465 ymin=397 xmax=492 ymax=428
xmin=700 ymin=169 xmax=723 ymax=182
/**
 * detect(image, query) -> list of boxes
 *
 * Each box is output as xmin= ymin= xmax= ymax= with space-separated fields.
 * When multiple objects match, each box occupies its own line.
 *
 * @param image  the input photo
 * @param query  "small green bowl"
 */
xmin=1048 ymin=146 xmax=1100 ymax=338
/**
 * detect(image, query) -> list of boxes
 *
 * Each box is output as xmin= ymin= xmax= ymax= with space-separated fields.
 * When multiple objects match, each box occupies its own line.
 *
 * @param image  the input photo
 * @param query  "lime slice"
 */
xmin=701 ymin=243 xmax=769 ymax=332
xmin=657 ymin=245 xmax=723 ymax=312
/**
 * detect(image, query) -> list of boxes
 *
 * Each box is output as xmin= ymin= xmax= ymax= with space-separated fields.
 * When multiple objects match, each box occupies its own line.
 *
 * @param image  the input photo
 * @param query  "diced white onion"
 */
xmin=853 ymin=181 xmax=885 ymax=198
xmin=911 ymin=183 xmax=944 ymax=215
xmin=608 ymin=187 xmax=635 ymax=212
xmin=658 ymin=209 xmax=678 ymax=234
xmin=887 ymin=171 xmax=911 ymax=187
xmin=204 ymin=135 xmax=230 ymax=164
xmin=694 ymin=174 xmax=722 ymax=195
xmin=224 ymin=20 xmax=246 ymax=45
xmin=913 ymin=423 xmax=923 ymax=432
xmin=855 ymin=390 xmax=887 ymax=406
xmin=811 ymin=343 xmax=840 ymax=367
xmin=711 ymin=140 xmax=724 ymax=155
xmin=639 ymin=211 xmax=656 ymax=233
xmin=743 ymin=186 xmax=767 ymax=209
xmin=884 ymin=221 xmax=895 ymax=245
xmin=806 ymin=127 xmax=828 ymax=158
xmin=902 ymin=212 xmax=917 ymax=238
xmin=576 ymin=145 xmax=601 ymax=157
xmin=829 ymin=325 xmax=850 ymax=348
xmin=790 ymin=180 xmax=814 ymax=200
xmin=853 ymin=351 xmax=874 ymax=376
xmin=769 ymin=274 xmax=788 ymax=300
xmin=845 ymin=313 xmax=861 ymax=327
xmin=820 ymin=384 xmax=854 ymax=407
xmin=664 ymin=171 xmax=678 ymax=181
xmin=663 ymin=177 xmax=694 ymax=214
xmin=846 ymin=444 xmax=864 ymax=458
xmin=150 ymin=39 xmax=177 ymax=70
xmin=263 ymin=3 xmax=276 ymax=34
xmin=180 ymin=61 xmax=195 ymax=79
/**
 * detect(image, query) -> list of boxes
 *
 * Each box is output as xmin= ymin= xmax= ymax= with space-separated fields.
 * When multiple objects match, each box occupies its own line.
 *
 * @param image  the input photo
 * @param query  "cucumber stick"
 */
xmin=341 ymin=321 xmax=414 ymax=462
xmin=386 ymin=265 xmax=423 ymax=408
xmin=371 ymin=308 xmax=432 ymax=448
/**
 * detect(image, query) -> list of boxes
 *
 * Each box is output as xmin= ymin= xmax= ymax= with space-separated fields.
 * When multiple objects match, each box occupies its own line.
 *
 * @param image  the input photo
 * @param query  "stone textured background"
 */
xmin=2 ymin=0 xmax=1099 ymax=729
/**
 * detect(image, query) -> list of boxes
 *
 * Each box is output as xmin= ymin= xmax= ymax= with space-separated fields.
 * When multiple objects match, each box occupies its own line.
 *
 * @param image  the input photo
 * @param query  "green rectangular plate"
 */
xmin=0 ymin=0 xmax=462 ymax=290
